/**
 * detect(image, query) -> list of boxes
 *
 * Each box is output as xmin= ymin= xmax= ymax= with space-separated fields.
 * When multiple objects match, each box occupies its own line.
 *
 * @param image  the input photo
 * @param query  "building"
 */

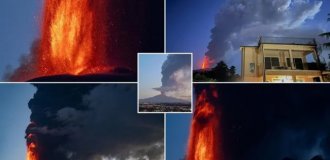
xmin=241 ymin=37 xmax=323 ymax=82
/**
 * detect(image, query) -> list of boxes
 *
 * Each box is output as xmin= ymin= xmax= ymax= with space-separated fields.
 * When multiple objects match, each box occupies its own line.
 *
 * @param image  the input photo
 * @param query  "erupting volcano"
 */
xmin=187 ymin=87 xmax=222 ymax=160
xmin=9 ymin=0 xmax=165 ymax=82
xmin=38 ymin=0 xmax=110 ymax=76
xmin=26 ymin=123 xmax=38 ymax=160
xmin=201 ymin=56 xmax=211 ymax=69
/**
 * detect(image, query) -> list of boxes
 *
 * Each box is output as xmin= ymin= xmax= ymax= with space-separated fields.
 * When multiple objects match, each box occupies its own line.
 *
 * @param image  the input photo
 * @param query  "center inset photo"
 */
xmin=138 ymin=53 xmax=193 ymax=113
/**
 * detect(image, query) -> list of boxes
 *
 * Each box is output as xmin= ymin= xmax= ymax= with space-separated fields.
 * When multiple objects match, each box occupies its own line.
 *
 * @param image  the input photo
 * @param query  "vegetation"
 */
xmin=193 ymin=60 xmax=240 ymax=82
xmin=319 ymin=13 xmax=330 ymax=71
xmin=319 ymin=13 xmax=330 ymax=48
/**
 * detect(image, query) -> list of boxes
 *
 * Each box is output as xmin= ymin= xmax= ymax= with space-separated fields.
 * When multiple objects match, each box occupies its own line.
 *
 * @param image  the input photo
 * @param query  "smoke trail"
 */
xmin=204 ymin=0 xmax=323 ymax=67
xmin=154 ymin=54 xmax=191 ymax=100
xmin=26 ymin=84 xmax=164 ymax=160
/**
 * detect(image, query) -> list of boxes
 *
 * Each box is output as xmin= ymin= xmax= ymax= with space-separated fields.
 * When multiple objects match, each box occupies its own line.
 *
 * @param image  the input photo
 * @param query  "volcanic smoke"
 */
xmin=187 ymin=87 xmax=222 ymax=160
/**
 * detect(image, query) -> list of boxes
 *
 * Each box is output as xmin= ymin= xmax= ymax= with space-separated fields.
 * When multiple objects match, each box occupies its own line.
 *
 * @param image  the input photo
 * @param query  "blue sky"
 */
xmin=139 ymin=54 xmax=167 ymax=99
xmin=0 ymin=84 xmax=36 ymax=159
xmin=166 ymin=114 xmax=192 ymax=160
xmin=167 ymin=0 xmax=223 ymax=69
xmin=0 ymin=0 xmax=41 ymax=80
xmin=167 ymin=0 xmax=330 ymax=71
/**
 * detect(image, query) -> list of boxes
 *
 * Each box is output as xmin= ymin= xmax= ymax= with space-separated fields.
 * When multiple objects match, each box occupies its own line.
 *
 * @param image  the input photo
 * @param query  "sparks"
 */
xmin=37 ymin=0 xmax=111 ymax=76
xmin=186 ymin=88 xmax=222 ymax=160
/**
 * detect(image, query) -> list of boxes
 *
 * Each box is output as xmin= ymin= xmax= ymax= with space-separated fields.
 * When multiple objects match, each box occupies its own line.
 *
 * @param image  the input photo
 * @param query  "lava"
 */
xmin=201 ymin=56 xmax=210 ymax=69
xmin=37 ymin=0 xmax=111 ymax=77
xmin=26 ymin=133 xmax=38 ymax=160
xmin=187 ymin=87 xmax=222 ymax=160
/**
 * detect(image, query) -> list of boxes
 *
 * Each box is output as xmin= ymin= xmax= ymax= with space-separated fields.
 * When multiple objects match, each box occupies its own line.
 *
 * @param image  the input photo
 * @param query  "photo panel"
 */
xmin=138 ymin=53 xmax=193 ymax=113
xmin=1 ymin=0 xmax=164 ymax=82
xmin=167 ymin=83 xmax=330 ymax=160
xmin=0 ymin=83 xmax=164 ymax=160
xmin=166 ymin=0 xmax=330 ymax=82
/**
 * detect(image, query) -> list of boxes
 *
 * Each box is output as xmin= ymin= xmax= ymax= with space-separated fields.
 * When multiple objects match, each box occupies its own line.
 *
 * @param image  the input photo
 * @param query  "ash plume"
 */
xmin=26 ymin=84 xmax=164 ymax=160
xmin=205 ymin=0 xmax=323 ymax=67
xmin=154 ymin=54 xmax=191 ymax=100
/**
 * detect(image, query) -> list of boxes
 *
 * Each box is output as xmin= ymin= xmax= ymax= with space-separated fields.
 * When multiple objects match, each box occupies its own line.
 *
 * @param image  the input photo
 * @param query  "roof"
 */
xmin=259 ymin=36 xmax=317 ymax=46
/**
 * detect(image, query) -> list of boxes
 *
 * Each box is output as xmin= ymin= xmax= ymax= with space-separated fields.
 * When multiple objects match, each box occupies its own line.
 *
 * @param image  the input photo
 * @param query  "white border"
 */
xmin=137 ymin=52 xmax=193 ymax=114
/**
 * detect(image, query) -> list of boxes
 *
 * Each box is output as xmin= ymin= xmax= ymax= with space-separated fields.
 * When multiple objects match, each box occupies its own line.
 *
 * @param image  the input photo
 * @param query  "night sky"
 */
xmin=167 ymin=0 xmax=330 ymax=71
xmin=167 ymin=84 xmax=330 ymax=160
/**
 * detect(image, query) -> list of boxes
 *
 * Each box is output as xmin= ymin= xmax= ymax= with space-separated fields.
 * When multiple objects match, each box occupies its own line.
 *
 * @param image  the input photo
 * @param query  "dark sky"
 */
xmin=167 ymin=84 xmax=330 ymax=160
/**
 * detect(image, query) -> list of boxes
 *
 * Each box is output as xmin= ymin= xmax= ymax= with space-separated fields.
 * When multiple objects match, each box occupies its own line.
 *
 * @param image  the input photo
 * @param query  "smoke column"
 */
xmin=154 ymin=54 xmax=191 ymax=100
xmin=187 ymin=86 xmax=222 ymax=160
xmin=25 ymin=84 xmax=164 ymax=160
xmin=203 ymin=0 xmax=323 ymax=68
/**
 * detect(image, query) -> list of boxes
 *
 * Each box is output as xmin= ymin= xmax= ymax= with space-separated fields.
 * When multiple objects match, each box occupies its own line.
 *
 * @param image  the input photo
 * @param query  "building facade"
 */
xmin=241 ymin=37 xmax=323 ymax=82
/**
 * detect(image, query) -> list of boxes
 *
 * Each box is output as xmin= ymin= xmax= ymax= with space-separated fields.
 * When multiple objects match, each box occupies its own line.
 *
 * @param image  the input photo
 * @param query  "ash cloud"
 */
xmin=205 ymin=0 xmax=323 ymax=67
xmin=26 ymin=84 xmax=164 ymax=160
xmin=154 ymin=54 xmax=191 ymax=100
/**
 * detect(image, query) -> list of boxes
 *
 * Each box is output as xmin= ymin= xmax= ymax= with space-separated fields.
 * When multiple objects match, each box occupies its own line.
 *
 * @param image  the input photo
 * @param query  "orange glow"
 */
xmin=37 ymin=0 xmax=111 ymax=77
xmin=201 ymin=56 xmax=211 ymax=69
xmin=187 ymin=88 xmax=222 ymax=160
xmin=27 ymin=142 xmax=37 ymax=160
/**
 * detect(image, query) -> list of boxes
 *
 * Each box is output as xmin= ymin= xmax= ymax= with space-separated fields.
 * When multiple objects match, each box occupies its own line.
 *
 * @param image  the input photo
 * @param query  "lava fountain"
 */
xmin=186 ymin=87 xmax=222 ymax=160
xmin=26 ymin=122 xmax=38 ymax=160
xmin=38 ymin=0 xmax=110 ymax=76
xmin=201 ymin=56 xmax=211 ymax=69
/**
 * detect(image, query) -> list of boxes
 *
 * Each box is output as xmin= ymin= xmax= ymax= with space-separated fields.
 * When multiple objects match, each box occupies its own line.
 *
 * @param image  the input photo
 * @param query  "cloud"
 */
xmin=26 ymin=84 xmax=164 ymax=160
xmin=205 ymin=0 xmax=323 ymax=67
xmin=155 ymin=54 xmax=191 ymax=100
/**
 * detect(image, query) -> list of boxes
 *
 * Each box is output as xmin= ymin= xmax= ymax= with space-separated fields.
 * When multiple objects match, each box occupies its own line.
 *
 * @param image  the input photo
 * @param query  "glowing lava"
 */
xmin=187 ymin=88 xmax=222 ymax=160
xmin=27 ymin=134 xmax=38 ymax=160
xmin=38 ymin=0 xmax=111 ymax=76
xmin=201 ymin=56 xmax=210 ymax=69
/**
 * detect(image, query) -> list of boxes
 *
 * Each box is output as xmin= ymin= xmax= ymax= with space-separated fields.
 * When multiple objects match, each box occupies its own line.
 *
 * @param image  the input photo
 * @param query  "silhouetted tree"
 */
xmin=193 ymin=60 xmax=240 ymax=82
xmin=213 ymin=61 xmax=229 ymax=81
xmin=319 ymin=13 xmax=330 ymax=48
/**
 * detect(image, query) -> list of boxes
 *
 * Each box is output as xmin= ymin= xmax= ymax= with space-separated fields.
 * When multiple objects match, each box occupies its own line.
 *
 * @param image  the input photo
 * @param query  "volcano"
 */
xmin=9 ymin=0 xmax=164 ymax=82
xmin=140 ymin=94 xmax=190 ymax=104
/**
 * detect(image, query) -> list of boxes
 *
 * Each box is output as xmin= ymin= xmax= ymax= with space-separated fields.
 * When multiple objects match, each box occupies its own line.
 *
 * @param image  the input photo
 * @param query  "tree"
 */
xmin=213 ymin=61 xmax=229 ymax=81
xmin=319 ymin=13 xmax=330 ymax=48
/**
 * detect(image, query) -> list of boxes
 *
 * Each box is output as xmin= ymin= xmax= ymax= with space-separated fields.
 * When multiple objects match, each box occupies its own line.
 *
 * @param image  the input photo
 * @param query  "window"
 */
xmin=294 ymin=58 xmax=303 ymax=70
xmin=286 ymin=58 xmax=291 ymax=67
xmin=265 ymin=57 xmax=279 ymax=69
xmin=249 ymin=63 xmax=255 ymax=73
xmin=286 ymin=58 xmax=304 ymax=70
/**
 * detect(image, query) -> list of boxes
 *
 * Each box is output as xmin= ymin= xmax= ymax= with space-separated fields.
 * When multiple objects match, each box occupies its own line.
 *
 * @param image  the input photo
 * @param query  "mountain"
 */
xmin=140 ymin=94 xmax=190 ymax=104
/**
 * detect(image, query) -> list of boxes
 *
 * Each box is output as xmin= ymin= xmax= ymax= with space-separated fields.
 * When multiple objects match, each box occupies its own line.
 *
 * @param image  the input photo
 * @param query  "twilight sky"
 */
xmin=0 ymin=84 xmax=36 ymax=160
xmin=167 ymin=0 xmax=330 ymax=72
xmin=0 ymin=0 xmax=41 ymax=80
xmin=139 ymin=54 xmax=167 ymax=99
